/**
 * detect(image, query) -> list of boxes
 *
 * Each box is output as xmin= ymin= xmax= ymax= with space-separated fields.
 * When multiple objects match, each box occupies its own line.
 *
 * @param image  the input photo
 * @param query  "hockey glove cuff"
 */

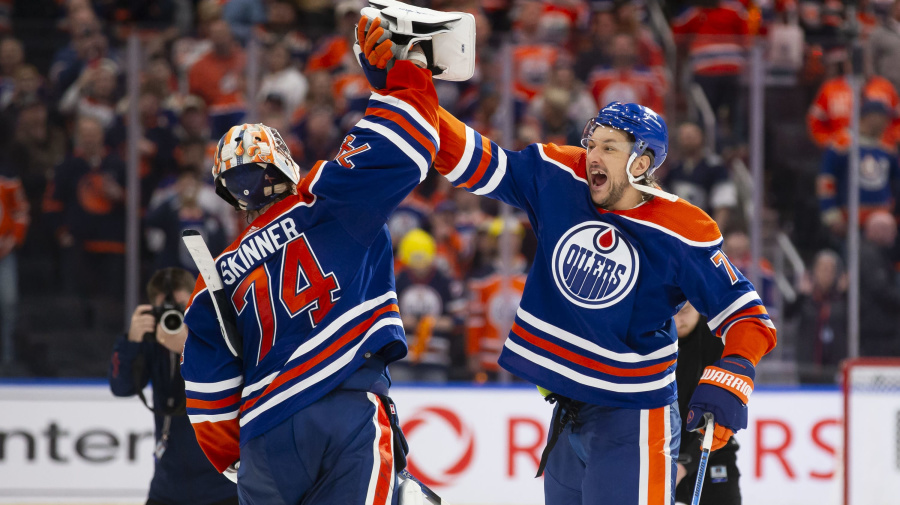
xmin=685 ymin=356 xmax=755 ymax=451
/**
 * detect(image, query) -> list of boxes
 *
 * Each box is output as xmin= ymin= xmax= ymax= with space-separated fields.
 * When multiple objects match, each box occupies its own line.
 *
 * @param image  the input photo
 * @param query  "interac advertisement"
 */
xmin=0 ymin=384 xmax=850 ymax=505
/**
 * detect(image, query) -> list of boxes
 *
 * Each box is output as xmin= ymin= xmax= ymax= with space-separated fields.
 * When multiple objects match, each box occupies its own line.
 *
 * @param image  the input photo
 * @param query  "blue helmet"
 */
xmin=581 ymin=101 xmax=668 ymax=174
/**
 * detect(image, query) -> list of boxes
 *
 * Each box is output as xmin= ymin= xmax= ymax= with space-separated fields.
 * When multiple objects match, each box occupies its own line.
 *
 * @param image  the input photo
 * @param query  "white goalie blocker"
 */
xmin=361 ymin=0 xmax=476 ymax=81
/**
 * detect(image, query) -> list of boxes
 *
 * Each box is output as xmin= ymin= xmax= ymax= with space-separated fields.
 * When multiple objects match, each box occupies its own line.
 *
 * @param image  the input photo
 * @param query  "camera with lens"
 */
xmin=143 ymin=296 xmax=185 ymax=342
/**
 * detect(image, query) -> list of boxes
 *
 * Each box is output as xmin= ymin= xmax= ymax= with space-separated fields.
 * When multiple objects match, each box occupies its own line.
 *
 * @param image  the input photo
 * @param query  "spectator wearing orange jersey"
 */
xmin=588 ymin=33 xmax=665 ymax=117
xmin=807 ymin=74 xmax=900 ymax=149
xmin=0 ymin=163 xmax=28 ymax=373
xmin=187 ymin=19 xmax=245 ymax=139
xmin=673 ymin=0 xmax=750 ymax=143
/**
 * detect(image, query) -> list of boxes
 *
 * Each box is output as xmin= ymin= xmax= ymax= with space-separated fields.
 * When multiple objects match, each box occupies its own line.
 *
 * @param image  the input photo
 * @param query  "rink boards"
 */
xmin=0 ymin=382 xmax=880 ymax=505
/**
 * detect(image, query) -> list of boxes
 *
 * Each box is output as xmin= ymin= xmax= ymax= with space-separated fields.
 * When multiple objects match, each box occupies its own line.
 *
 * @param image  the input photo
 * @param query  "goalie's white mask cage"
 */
xmin=842 ymin=358 xmax=900 ymax=505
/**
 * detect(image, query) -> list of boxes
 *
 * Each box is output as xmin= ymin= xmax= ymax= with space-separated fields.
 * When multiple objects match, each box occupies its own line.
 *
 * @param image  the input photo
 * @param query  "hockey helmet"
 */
xmin=581 ymin=101 xmax=668 ymax=175
xmin=212 ymin=123 xmax=302 ymax=210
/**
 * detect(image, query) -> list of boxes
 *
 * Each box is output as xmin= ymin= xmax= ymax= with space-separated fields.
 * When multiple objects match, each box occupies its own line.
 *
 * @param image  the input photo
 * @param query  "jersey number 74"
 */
xmin=231 ymin=234 xmax=341 ymax=363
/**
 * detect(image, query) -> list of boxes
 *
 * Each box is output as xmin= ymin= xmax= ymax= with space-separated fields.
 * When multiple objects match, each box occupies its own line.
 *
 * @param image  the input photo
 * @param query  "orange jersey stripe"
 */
xmin=647 ymin=407 xmax=668 ymax=505
xmin=511 ymin=323 xmax=676 ymax=377
xmin=367 ymin=108 xmax=436 ymax=158
xmin=541 ymin=143 xmax=587 ymax=178
xmin=721 ymin=318 xmax=777 ymax=366
xmin=241 ymin=304 xmax=400 ymax=413
xmin=186 ymin=391 xmax=242 ymax=411
xmin=715 ymin=304 xmax=769 ymax=336
xmin=187 ymin=275 xmax=208 ymax=309
xmin=608 ymin=198 xmax=722 ymax=244
xmin=460 ymin=135 xmax=493 ymax=189
xmin=434 ymin=107 xmax=468 ymax=176
xmin=373 ymin=398 xmax=394 ymax=505
xmin=192 ymin=418 xmax=240 ymax=472
xmin=383 ymin=61 xmax=440 ymax=130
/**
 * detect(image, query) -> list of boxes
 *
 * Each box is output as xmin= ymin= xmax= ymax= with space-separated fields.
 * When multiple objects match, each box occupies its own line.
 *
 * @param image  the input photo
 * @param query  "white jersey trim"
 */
xmin=369 ymin=91 xmax=439 ymax=144
xmin=240 ymin=317 xmax=403 ymax=427
xmin=616 ymin=214 xmax=724 ymax=248
xmin=518 ymin=309 xmax=678 ymax=363
xmin=242 ymin=371 xmax=278 ymax=398
xmin=505 ymin=339 xmax=677 ymax=393
xmin=185 ymin=376 xmax=243 ymax=394
xmin=638 ymin=409 xmax=649 ymax=505
xmin=445 ymin=126 xmax=476 ymax=184
xmin=189 ymin=409 xmax=240 ymax=423
xmin=357 ymin=119 xmax=428 ymax=182
xmin=707 ymin=291 xmax=762 ymax=330
xmin=473 ymin=148 xmax=507 ymax=196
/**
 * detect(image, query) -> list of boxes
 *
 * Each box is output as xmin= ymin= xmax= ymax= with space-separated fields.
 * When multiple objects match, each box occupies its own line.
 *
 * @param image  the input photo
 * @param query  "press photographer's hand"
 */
xmin=157 ymin=321 xmax=188 ymax=354
xmin=128 ymin=304 xmax=156 ymax=343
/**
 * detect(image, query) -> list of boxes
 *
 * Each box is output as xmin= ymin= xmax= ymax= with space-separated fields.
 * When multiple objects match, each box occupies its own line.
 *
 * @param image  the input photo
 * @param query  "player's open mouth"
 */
xmin=590 ymin=169 xmax=607 ymax=189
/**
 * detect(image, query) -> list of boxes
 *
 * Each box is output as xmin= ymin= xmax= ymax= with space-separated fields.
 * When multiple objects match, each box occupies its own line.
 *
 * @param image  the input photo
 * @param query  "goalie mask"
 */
xmin=212 ymin=123 xmax=302 ymax=211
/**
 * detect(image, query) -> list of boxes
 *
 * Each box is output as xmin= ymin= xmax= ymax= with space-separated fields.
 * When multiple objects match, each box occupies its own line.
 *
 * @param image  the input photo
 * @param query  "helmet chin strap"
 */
xmin=626 ymin=152 xmax=679 ymax=202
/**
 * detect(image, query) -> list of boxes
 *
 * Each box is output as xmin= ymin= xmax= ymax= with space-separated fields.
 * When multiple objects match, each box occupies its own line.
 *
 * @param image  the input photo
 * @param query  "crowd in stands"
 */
xmin=0 ymin=0 xmax=899 ymax=385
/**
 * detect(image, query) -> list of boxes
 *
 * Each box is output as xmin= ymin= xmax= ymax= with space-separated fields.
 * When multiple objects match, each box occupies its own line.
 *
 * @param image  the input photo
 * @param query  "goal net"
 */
xmin=842 ymin=358 xmax=900 ymax=505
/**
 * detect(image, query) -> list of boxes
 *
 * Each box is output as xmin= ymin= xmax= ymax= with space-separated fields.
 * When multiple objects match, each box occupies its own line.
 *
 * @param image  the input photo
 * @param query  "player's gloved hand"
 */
xmin=685 ymin=356 xmax=755 ymax=451
xmin=355 ymin=15 xmax=394 ymax=89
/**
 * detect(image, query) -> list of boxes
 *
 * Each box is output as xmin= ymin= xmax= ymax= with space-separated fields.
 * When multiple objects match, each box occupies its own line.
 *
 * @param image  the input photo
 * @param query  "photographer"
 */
xmin=109 ymin=268 xmax=237 ymax=505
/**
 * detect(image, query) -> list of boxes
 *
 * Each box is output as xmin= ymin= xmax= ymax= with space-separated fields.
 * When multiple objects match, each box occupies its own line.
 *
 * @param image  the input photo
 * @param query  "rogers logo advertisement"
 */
xmin=402 ymin=406 xmax=475 ymax=487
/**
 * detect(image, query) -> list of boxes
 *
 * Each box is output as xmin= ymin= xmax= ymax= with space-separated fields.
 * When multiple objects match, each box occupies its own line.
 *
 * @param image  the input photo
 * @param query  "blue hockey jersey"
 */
xmin=180 ymin=62 xmax=440 ymax=472
xmin=433 ymin=108 xmax=777 ymax=409
xmin=817 ymin=138 xmax=900 ymax=221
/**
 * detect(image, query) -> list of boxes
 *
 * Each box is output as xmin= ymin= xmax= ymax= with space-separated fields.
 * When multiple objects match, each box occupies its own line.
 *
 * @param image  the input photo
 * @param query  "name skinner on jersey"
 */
xmin=551 ymin=221 xmax=639 ymax=309
xmin=218 ymin=217 xmax=301 ymax=285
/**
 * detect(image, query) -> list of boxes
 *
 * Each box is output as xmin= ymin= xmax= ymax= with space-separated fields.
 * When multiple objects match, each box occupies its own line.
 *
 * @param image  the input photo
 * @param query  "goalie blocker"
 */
xmin=358 ymin=0 xmax=475 ymax=81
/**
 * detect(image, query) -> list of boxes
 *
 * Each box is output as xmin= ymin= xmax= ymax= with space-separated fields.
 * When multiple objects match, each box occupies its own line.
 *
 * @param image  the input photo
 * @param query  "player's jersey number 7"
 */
xmin=710 ymin=250 xmax=738 ymax=285
xmin=231 ymin=234 xmax=342 ymax=364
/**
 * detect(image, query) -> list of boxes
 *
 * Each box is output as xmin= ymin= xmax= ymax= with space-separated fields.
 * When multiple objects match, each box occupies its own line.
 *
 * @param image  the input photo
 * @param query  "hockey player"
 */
xmin=389 ymin=83 xmax=776 ymax=501
xmin=180 ymin=18 xmax=440 ymax=504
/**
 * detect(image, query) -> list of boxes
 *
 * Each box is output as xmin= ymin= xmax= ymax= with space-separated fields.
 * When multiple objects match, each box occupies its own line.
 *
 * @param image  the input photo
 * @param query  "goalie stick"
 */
xmin=690 ymin=414 xmax=715 ymax=505
xmin=182 ymin=229 xmax=243 ymax=358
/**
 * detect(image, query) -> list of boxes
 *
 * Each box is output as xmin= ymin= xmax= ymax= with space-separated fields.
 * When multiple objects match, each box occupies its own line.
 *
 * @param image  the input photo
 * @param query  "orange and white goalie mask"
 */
xmin=212 ymin=123 xmax=302 ymax=210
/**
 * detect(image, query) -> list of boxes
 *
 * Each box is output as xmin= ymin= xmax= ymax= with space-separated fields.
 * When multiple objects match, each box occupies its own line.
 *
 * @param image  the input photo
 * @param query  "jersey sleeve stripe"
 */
xmin=184 ymin=375 xmax=243 ymax=393
xmin=186 ymin=391 xmax=242 ymax=410
xmin=444 ymin=124 xmax=476 ymax=183
xmin=518 ymin=308 xmax=678 ymax=363
xmin=505 ymin=339 xmax=678 ymax=393
xmin=360 ymin=115 xmax=436 ymax=166
xmin=356 ymin=118 xmax=428 ymax=182
xmin=706 ymin=291 xmax=762 ymax=331
xmin=511 ymin=323 xmax=676 ymax=377
xmin=367 ymin=107 xmax=437 ymax=158
xmin=369 ymin=90 xmax=439 ymax=141
xmin=460 ymin=135 xmax=494 ymax=189
xmin=367 ymin=101 xmax=438 ymax=150
xmin=721 ymin=318 xmax=777 ymax=365
xmin=714 ymin=304 xmax=768 ymax=337
xmin=240 ymin=317 xmax=403 ymax=427
xmin=473 ymin=148 xmax=507 ymax=196
xmin=240 ymin=303 xmax=400 ymax=415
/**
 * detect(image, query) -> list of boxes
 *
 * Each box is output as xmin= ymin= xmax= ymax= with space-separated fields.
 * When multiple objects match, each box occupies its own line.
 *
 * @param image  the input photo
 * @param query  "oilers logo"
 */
xmin=551 ymin=222 xmax=639 ymax=308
